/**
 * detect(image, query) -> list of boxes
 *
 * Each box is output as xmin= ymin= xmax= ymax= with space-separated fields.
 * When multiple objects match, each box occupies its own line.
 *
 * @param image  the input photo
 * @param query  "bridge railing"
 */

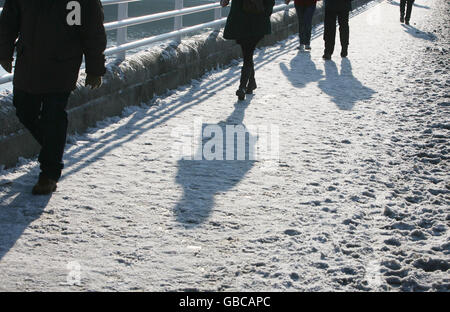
xmin=0 ymin=0 xmax=294 ymax=86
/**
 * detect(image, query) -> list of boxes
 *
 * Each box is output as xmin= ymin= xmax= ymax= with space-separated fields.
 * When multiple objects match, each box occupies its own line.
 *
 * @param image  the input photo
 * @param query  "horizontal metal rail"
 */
xmin=104 ymin=3 xmax=221 ymax=31
xmin=0 ymin=1 xmax=294 ymax=86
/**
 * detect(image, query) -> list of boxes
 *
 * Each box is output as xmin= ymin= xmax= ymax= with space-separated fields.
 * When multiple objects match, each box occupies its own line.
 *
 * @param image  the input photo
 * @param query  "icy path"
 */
xmin=0 ymin=0 xmax=448 ymax=291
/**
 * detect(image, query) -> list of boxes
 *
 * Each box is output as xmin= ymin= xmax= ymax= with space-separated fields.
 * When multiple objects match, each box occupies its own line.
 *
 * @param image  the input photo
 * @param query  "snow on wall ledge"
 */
xmin=0 ymin=0 xmax=372 ymax=168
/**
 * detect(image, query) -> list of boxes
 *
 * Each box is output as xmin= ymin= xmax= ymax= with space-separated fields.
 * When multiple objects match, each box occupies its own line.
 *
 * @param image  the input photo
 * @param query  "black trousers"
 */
xmin=237 ymin=36 xmax=262 ymax=89
xmin=400 ymin=0 xmax=415 ymax=22
xmin=323 ymin=8 xmax=349 ymax=55
xmin=13 ymin=88 xmax=70 ymax=181
xmin=295 ymin=3 xmax=316 ymax=45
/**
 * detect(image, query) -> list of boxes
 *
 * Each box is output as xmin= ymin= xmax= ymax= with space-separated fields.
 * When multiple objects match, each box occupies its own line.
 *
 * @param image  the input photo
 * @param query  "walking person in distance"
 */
xmin=322 ymin=0 xmax=353 ymax=60
xmin=285 ymin=0 xmax=321 ymax=51
xmin=400 ymin=0 xmax=415 ymax=25
xmin=221 ymin=0 xmax=275 ymax=101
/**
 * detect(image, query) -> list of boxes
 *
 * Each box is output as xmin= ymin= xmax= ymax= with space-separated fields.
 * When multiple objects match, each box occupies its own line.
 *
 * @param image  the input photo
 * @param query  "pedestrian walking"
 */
xmin=400 ymin=0 xmax=415 ymax=25
xmin=0 ymin=0 xmax=107 ymax=195
xmin=285 ymin=0 xmax=321 ymax=51
xmin=221 ymin=0 xmax=275 ymax=100
xmin=322 ymin=0 xmax=353 ymax=60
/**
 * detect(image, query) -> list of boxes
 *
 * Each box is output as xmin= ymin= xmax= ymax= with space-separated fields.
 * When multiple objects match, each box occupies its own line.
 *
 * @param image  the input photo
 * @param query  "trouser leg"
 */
xmin=303 ymin=4 xmax=316 ymax=45
xmin=405 ymin=0 xmax=414 ymax=22
xmin=13 ymin=88 xmax=44 ymax=145
xmin=338 ymin=10 xmax=350 ymax=48
xmin=400 ymin=0 xmax=406 ymax=19
xmin=295 ymin=5 xmax=306 ymax=44
xmin=38 ymin=92 xmax=70 ymax=181
xmin=239 ymin=37 xmax=261 ymax=88
xmin=324 ymin=9 xmax=337 ymax=55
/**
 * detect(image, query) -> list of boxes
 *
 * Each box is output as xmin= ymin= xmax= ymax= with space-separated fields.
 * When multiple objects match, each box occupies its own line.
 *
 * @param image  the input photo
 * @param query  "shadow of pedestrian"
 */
xmin=318 ymin=58 xmax=375 ymax=110
xmin=174 ymin=97 xmax=257 ymax=228
xmin=0 ymin=172 xmax=51 ymax=261
xmin=280 ymin=51 xmax=324 ymax=88
xmin=387 ymin=0 xmax=400 ymax=6
xmin=413 ymin=3 xmax=430 ymax=9
xmin=386 ymin=0 xmax=430 ymax=9
xmin=401 ymin=24 xmax=437 ymax=41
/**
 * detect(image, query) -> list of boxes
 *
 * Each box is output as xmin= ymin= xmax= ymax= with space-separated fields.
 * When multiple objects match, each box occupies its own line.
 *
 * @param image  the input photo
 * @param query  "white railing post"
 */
xmin=117 ymin=3 xmax=129 ymax=60
xmin=214 ymin=7 xmax=221 ymax=30
xmin=174 ymin=0 xmax=183 ymax=43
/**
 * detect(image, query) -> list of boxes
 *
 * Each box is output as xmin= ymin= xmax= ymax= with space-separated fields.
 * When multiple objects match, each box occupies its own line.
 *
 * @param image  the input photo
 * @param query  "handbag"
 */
xmin=242 ymin=0 xmax=265 ymax=15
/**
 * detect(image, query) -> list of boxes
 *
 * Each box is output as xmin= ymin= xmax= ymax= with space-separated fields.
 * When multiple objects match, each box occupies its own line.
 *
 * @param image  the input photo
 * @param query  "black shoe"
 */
xmin=236 ymin=88 xmax=246 ymax=101
xmin=305 ymin=44 xmax=311 ymax=51
xmin=322 ymin=54 xmax=331 ymax=60
xmin=400 ymin=16 xmax=404 ymax=23
xmin=246 ymin=79 xmax=257 ymax=94
xmin=405 ymin=20 xmax=409 ymax=25
xmin=32 ymin=175 xmax=57 ymax=195
xmin=341 ymin=46 xmax=348 ymax=58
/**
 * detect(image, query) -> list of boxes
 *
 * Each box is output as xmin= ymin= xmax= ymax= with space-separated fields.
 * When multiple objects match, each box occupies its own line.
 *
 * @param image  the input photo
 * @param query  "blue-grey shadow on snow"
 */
xmin=401 ymin=24 xmax=437 ymax=41
xmin=174 ymin=97 xmax=256 ymax=228
xmin=280 ymin=51 xmax=324 ymax=88
xmin=0 ymin=173 xmax=51 ymax=261
xmin=318 ymin=58 xmax=375 ymax=110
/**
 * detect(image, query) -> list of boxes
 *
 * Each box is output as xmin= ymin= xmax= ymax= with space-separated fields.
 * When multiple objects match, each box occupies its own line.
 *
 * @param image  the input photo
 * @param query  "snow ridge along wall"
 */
xmin=0 ymin=0 xmax=372 ymax=168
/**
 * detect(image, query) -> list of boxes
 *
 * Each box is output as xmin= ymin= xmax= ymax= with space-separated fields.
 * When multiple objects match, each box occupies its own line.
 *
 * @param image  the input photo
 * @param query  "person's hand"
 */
xmin=85 ymin=75 xmax=102 ymax=89
xmin=220 ymin=0 xmax=230 ymax=7
xmin=0 ymin=59 xmax=12 ymax=73
xmin=285 ymin=0 xmax=291 ymax=4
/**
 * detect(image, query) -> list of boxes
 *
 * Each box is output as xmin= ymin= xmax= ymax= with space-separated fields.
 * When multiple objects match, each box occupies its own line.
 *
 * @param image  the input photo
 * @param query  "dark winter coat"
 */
xmin=223 ymin=0 xmax=275 ymax=40
xmin=0 ymin=0 xmax=107 ymax=94
xmin=324 ymin=0 xmax=353 ymax=11
xmin=294 ymin=0 xmax=319 ymax=6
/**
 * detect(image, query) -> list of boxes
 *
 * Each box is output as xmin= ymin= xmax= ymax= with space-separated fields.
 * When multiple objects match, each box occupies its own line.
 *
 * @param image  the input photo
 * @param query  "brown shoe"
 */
xmin=32 ymin=175 xmax=57 ymax=195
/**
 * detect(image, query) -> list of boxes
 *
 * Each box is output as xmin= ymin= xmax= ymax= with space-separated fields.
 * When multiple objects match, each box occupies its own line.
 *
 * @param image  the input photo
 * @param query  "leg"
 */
xmin=303 ymin=4 xmax=317 ymax=46
xmin=400 ymin=0 xmax=406 ymax=21
xmin=338 ymin=9 xmax=350 ymax=55
xmin=295 ymin=5 xmax=305 ymax=45
xmin=13 ymin=88 xmax=44 ymax=145
xmin=405 ymin=0 xmax=414 ymax=22
xmin=38 ymin=92 xmax=70 ymax=182
xmin=323 ymin=9 xmax=337 ymax=56
xmin=239 ymin=37 xmax=260 ymax=89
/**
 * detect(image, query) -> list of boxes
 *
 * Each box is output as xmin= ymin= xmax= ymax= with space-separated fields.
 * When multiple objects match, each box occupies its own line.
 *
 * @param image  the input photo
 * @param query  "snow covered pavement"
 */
xmin=0 ymin=0 xmax=448 ymax=291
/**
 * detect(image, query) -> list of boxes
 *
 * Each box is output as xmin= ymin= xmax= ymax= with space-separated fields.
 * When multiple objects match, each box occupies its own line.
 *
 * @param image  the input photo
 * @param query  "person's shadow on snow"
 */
xmin=318 ymin=58 xmax=375 ymax=110
xmin=401 ymin=24 xmax=437 ymax=41
xmin=174 ymin=98 xmax=256 ymax=228
xmin=280 ymin=51 xmax=324 ymax=88
xmin=0 ymin=173 xmax=51 ymax=261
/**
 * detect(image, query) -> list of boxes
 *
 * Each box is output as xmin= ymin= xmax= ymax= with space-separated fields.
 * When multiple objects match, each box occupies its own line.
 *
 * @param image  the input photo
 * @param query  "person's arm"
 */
xmin=0 ymin=0 xmax=20 ymax=73
xmin=79 ymin=0 xmax=107 ymax=88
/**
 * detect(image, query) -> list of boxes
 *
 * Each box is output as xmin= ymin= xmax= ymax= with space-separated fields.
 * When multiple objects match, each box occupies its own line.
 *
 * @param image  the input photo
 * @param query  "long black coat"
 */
xmin=0 ymin=0 xmax=107 ymax=94
xmin=324 ymin=0 xmax=353 ymax=11
xmin=223 ymin=0 xmax=275 ymax=40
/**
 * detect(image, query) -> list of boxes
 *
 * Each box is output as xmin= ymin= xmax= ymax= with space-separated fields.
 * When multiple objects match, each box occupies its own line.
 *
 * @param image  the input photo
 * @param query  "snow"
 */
xmin=0 ymin=0 xmax=449 ymax=291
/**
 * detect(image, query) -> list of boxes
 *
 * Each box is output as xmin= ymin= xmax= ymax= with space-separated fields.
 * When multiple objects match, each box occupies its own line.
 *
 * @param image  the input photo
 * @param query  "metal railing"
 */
xmin=0 ymin=0 xmax=294 ymax=86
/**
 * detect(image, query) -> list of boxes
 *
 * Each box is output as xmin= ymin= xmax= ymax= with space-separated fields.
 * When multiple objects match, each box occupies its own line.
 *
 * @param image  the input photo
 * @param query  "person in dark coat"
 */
xmin=322 ymin=0 xmax=353 ymax=60
xmin=400 ymin=0 xmax=415 ymax=25
xmin=285 ymin=0 xmax=321 ymax=51
xmin=222 ymin=0 xmax=275 ymax=100
xmin=0 ymin=0 xmax=107 ymax=195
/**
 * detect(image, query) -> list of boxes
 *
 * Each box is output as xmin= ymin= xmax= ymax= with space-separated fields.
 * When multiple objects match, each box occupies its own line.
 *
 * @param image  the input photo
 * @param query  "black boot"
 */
xmin=32 ymin=174 xmax=57 ymax=195
xmin=341 ymin=46 xmax=348 ymax=58
xmin=246 ymin=67 xmax=257 ymax=94
xmin=237 ymin=65 xmax=251 ymax=100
